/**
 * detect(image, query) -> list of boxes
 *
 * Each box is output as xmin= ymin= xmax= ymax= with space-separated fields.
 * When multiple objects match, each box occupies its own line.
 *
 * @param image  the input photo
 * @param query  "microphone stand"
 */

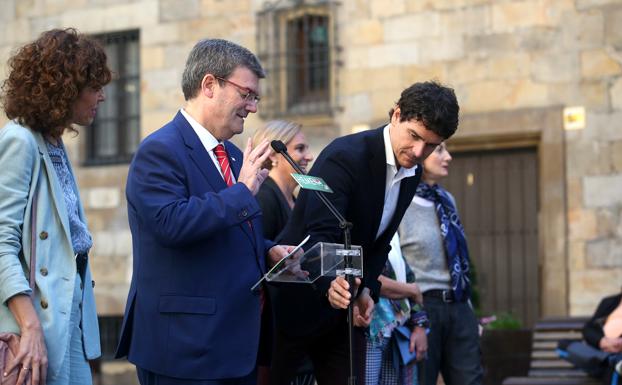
xmin=271 ymin=141 xmax=358 ymax=385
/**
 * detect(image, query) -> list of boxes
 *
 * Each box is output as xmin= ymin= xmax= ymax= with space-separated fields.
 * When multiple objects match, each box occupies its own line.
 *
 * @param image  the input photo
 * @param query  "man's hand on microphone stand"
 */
xmin=238 ymin=138 xmax=271 ymax=195
xmin=328 ymin=276 xmax=356 ymax=309
xmin=327 ymin=277 xmax=374 ymax=327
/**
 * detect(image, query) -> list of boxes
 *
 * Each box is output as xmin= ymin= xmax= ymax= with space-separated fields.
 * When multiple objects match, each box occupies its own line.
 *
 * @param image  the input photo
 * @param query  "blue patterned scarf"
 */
xmin=415 ymin=182 xmax=471 ymax=301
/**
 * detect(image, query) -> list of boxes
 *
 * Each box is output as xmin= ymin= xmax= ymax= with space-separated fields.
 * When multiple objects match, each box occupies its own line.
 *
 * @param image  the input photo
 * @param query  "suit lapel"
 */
xmin=366 ymin=126 xmax=421 ymax=244
xmin=226 ymin=141 xmax=242 ymax=181
xmin=225 ymin=142 xmax=257 ymax=248
xmin=188 ymin=146 xmax=227 ymax=191
xmin=378 ymin=165 xmax=421 ymax=245
xmin=175 ymin=113 xmax=257 ymax=247
xmin=175 ymin=112 xmax=228 ymax=192
xmin=367 ymin=128 xmax=387 ymax=238
xmin=397 ymin=166 xmax=421 ymax=214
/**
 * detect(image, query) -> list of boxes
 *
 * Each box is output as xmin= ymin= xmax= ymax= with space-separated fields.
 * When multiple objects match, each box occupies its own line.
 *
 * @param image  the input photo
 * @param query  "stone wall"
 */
xmin=1 ymin=0 xmax=621 ymax=317
xmin=332 ymin=0 xmax=622 ymax=316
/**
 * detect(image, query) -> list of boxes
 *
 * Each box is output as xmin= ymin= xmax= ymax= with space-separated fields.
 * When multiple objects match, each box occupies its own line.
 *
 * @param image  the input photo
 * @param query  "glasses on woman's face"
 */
xmin=215 ymin=76 xmax=261 ymax=105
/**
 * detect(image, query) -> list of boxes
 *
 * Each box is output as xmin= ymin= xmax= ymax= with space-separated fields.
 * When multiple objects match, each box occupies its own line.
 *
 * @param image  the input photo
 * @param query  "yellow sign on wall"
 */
xmin=563 ymin=106 xmax=586 ymax=130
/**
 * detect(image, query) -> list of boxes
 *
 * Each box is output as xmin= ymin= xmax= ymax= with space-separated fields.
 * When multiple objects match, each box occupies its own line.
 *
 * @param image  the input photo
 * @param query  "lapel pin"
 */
xmin=231 ymin=157 xmax=236 ymax=162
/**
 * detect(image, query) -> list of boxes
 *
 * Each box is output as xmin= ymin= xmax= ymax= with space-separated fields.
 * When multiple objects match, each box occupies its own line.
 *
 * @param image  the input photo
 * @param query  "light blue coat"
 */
xmin=0 ymin=121 xmax=100 ymax=381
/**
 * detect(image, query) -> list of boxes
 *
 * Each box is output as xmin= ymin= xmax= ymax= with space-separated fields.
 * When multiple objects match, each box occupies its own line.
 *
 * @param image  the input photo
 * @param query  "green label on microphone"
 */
xmin=291 ymin=173 xmax=334 ymax=193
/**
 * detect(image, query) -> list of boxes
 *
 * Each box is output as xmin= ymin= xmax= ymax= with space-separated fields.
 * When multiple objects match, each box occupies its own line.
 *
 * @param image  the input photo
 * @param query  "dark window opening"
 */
xmin=86 ymin=30 xmax=140 ymax=166
xmin=256 ymin=3 xmax=340 ymax=119
xmin=287 ymin=14 xmax=330 ymax=108
xmin=97 ymin=315 xmax=124 ymax=361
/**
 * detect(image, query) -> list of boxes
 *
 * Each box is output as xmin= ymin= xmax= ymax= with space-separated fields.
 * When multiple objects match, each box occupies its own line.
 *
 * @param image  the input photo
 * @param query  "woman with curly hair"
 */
xmin=0 ymin=28 xmax=111 ymax=385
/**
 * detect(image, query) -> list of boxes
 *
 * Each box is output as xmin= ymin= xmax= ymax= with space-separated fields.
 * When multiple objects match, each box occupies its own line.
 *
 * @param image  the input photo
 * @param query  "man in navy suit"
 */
xmin=116 ymin=39 xmax=290 ymax=385
xmin=270 ymin=82 xmax=460 ymax=384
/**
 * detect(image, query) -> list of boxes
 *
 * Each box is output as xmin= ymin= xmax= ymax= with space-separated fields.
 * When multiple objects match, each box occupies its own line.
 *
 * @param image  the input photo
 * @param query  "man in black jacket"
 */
xmin=270 ymin=81 xmax=460 ymax=385
xmin=584 ymin=293 xmax=622 ymax=353
xmin=582 ymin=292 xmax=622 ymax=382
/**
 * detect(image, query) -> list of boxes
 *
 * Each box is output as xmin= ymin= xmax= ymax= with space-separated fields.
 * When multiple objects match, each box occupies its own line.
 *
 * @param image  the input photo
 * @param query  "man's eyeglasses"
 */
xmin=215 ymin=77 xmax=261 ymax=105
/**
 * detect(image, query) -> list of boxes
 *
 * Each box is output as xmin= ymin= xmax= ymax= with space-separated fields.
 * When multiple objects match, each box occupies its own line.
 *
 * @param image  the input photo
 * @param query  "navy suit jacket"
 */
xmin=274 ymin=126 xmax=421 ymax=337
xmin=116 ymin=111 xmax=273 ymax=379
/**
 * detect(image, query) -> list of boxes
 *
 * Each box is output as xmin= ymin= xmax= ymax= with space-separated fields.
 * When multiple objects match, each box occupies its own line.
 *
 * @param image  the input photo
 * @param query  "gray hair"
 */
xmin=181 ymin=38 xmax=265 ymax=100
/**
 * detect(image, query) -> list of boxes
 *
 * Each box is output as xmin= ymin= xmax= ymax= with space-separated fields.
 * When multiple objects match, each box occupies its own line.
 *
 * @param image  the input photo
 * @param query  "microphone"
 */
xmin=270 ymin=140 xmax=349 ymax=236
xmin=270 ymin=139 xmax=287 ymax=154
xmin=271 ymin=140 xmax=306 ymax=175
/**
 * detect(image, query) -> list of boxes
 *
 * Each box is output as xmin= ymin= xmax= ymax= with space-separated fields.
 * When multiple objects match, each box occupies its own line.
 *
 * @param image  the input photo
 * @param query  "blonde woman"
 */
xmin=252 ymin=120 xmax=314 ymax=241
xmin=251 ymin=120 xmax=314 ymax=385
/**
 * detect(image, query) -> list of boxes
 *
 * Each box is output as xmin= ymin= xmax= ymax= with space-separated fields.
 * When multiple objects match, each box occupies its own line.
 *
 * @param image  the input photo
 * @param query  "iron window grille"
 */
xmin=86 ymin=30 xmax=140 ymax=166
xmin=257 ymin=1 xmax=341 ymax=119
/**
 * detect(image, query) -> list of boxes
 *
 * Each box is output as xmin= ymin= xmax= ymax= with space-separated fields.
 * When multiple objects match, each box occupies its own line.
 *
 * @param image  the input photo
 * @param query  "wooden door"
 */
xmin=444 ymin=147 xmax=539 ymax=327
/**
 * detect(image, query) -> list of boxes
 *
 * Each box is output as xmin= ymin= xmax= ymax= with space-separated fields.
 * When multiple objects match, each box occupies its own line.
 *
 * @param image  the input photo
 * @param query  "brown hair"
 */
xmin=1 ymin=28 xmax=112 ymax=138
xmin=387 ymin=81 xmax=459 ymax=140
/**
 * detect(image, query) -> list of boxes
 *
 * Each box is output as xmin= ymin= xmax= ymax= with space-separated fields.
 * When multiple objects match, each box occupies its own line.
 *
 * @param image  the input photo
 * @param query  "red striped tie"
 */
xmin=214 ymin=144 xmax=234 ymax=187
xmin=215 ymin=145 xmax=261 ymax=300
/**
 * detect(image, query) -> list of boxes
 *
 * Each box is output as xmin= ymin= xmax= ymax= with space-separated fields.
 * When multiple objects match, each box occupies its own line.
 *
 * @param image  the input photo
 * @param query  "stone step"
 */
xmin=528 ymin=368 xmax=590 ymax=377
xmin=531 ymin=359 xmax=574 ymax=369
xmin=532 ymin=331 xmax=582 ymax=341
xmin=503 ymin=376 xmax=600 ymax=385
xmin=532 ymin=350 xmax=562 ymax=359
xmin=533 ymin=340 xmax=559 ymax=349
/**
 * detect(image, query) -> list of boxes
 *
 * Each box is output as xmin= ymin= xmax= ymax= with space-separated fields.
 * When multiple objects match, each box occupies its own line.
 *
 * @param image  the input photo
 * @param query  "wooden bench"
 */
xmin=502 ymin=317 xmax=600 ymax=385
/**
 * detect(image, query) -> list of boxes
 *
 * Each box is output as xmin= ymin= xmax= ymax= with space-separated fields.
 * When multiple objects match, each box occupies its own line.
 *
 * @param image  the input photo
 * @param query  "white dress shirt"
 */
xmin=375 ymin=124 xmax=419 ymax=240
xmin=180 ymin=108 xmax=237 ymax=183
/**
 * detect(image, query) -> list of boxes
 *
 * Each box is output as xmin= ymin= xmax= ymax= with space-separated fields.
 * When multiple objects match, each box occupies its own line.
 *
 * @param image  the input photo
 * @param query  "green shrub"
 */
xmin=486 ymin=313 xmax=522 ymax=330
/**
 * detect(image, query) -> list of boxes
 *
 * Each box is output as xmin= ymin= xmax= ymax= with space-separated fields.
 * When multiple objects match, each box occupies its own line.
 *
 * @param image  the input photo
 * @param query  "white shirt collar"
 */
xmin=180 ymin=108 xmax=220 ymax=152
xmin=375 ymin=124 xmax=419 ymax=239
xmin=180 ymin=108 xmax=236 ymax=181
xmin=383 ymin=123 xmax=419 ymax=182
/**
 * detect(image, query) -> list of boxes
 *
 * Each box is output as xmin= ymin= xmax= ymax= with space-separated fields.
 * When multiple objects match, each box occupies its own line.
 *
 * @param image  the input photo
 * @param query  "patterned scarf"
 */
xmin=415 ymin=182 xmax=471 ymax=301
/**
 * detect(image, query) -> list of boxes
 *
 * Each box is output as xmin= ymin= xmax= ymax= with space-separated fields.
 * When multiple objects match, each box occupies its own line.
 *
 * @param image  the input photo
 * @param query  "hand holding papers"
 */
xmin=252 ymin=235 xmax=310 ymax=291
xmin=252 ymin=239 xmax=364 ymax=291
xmin=268 ymin=235 xmax=311 ymax=280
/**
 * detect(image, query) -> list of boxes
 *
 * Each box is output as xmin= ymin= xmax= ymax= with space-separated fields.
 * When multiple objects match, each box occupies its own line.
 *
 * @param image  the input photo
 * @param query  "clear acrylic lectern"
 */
xmin=252 ymin=242 xmax=363 ymax=290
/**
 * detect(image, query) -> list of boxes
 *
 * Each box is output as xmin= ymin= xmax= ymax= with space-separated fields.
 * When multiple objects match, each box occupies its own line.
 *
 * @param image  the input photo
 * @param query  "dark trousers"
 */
xmin=136 ymin=367 xmax=257 ymax=385
xmin=420 ymin=297 xmax=483 ymax=385
xmin=270 ymin=319 xmax=366 ymax=385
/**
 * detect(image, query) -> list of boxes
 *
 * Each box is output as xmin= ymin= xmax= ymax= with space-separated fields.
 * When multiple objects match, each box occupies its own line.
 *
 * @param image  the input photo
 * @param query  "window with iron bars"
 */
xmin=257 ymin=2 xmax=339 ymax=119
xmin=85 ymin=30 xmax=140 ymax=166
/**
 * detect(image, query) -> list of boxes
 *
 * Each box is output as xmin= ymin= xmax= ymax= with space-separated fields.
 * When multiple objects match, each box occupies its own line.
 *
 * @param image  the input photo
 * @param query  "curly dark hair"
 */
xmin=388 ymin=81 xmax=460 ymax=140
xmin=1 ymin=28 xmax=112 ymax=138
